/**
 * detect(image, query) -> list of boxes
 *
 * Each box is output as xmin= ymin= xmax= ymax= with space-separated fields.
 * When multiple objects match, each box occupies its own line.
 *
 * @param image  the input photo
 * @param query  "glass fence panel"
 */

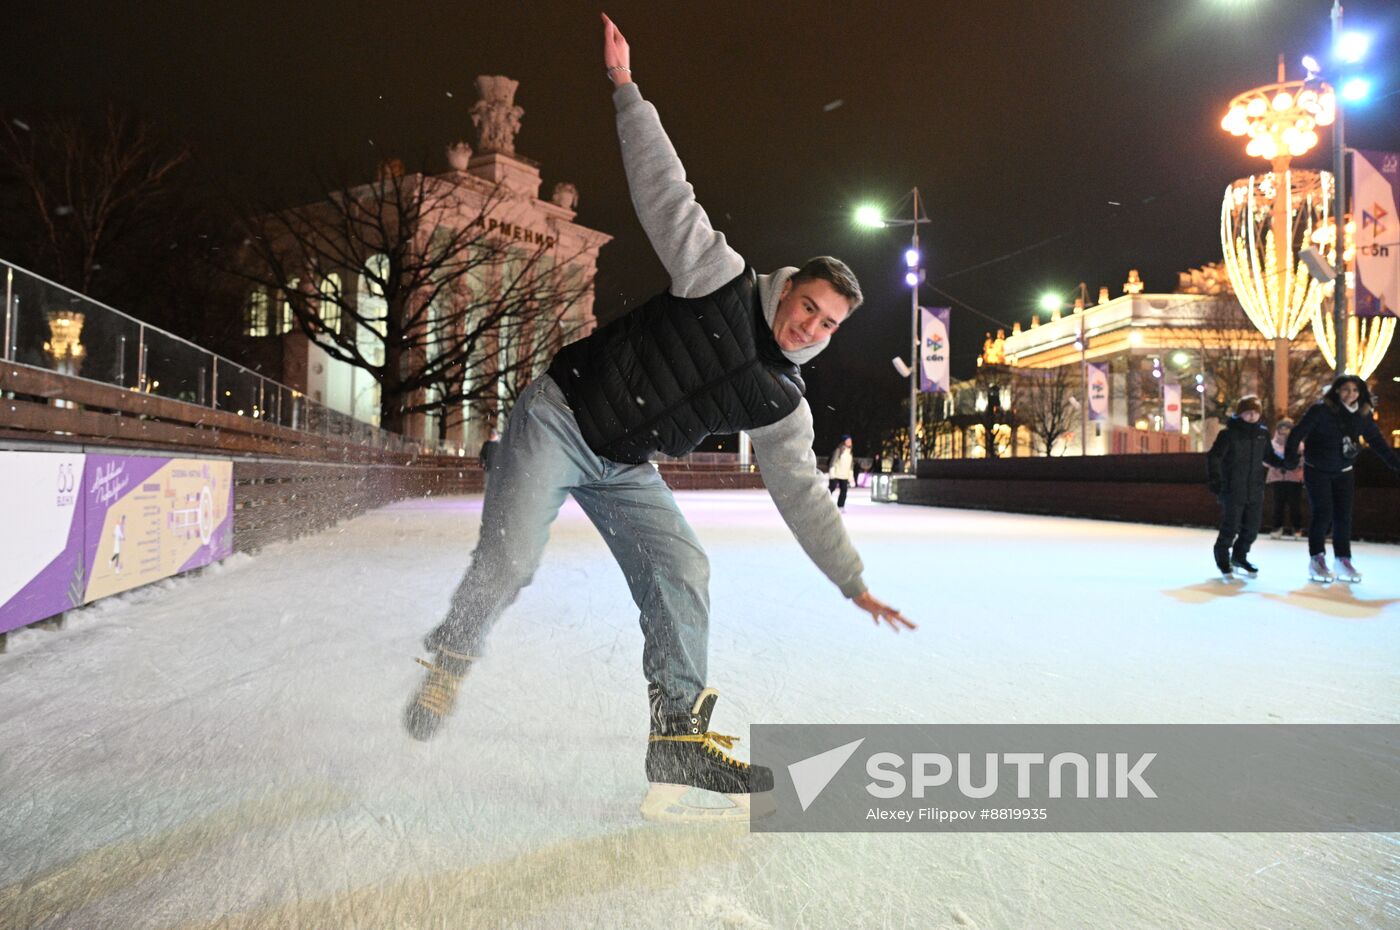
xmin=2 ymin=261 xmax=459 ymax=454
xmin=271 ymin=383 xmax=291 ymax=429
xmin=215 ymin=358 xmax=260 ymax=421
xmin=8 ymin=275 xmax=143 ymax=387
xmin=272 ymin=385 xmax=292 ymax=429
xmin=143 ymin=327 xmax=212 ymax=406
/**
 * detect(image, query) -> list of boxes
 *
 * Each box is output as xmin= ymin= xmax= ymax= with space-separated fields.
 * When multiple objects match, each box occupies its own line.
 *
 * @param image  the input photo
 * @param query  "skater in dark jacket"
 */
xmin=1284 ymin=375 xmax=1400 ymax=583
xmin=478 ymin=429 xmax=500 ymax=471
xmin=1206 ymin=395 xmax=1283 ymax=578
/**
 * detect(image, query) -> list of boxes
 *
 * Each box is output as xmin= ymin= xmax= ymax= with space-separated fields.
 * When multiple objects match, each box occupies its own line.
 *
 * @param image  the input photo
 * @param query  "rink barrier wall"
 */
xmin=0 ymin=450 xmax=484 ymax=646
xmin=897 ymin=453 xmax=1399 ymax=542
xmin=232 ymin=459 xmax=483 ymax=553
xmin=0 ymin=450 xmax=236 ymax=641
xmin=0 ymin=438 xmax=765 ymax=647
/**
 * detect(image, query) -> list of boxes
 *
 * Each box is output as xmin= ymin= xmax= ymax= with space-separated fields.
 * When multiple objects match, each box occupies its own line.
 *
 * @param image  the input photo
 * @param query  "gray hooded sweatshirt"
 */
xmin=613 ymin=82 xmax=866 ymax=598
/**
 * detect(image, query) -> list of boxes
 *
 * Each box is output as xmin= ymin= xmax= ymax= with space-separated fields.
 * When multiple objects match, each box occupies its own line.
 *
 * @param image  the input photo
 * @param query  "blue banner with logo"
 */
xmin=920 ymin=307 xmax=950 ymax=393
xmin=1353 ymin=150 xmax=1399 ymax=318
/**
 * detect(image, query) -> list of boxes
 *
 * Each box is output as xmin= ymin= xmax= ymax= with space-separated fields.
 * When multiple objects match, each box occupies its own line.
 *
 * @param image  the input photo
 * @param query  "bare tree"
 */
xmin=1187 ymin=297 xmax=1269 ymax=423
xmin=234 ymin=169 xmax=595 ymax=435
xmin=0 ymin=106 xmax=191 ymax=295
xmin=1014 ymin=365 xmax=1078 ymax=455
xmin=1187 ymin=296 xmax=1331 ymax=421
xmin=1259 ymin=332 xmax=1334 ymax=420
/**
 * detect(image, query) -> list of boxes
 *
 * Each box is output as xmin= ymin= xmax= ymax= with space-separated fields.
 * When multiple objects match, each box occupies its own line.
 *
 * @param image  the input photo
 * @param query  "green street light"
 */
xmin=854 ymin=204 xmax=885 ymax=229
xmin=1172 ymin=350 xmax=1191 ymax=367
xmin=1038 ymin=293 xmax=1062 ymax=313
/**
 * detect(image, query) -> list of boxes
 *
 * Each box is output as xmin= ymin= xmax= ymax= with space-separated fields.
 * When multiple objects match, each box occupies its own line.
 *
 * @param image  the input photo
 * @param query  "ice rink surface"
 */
xmin=1 ymin=488 xmax=1397 ymax=929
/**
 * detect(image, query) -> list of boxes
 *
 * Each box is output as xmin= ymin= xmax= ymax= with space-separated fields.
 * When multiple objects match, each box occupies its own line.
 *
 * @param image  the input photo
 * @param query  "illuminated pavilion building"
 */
xmin=996 ymin=264 xmax=1329 ymax=456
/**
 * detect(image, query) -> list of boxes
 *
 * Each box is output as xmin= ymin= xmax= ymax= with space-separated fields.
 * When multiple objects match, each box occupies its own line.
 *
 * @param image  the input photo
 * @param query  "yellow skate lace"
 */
xmin=412 ymin=650 xmax=473 ymax=716
xmin=649 ymin=731 xmax=749 ymax=769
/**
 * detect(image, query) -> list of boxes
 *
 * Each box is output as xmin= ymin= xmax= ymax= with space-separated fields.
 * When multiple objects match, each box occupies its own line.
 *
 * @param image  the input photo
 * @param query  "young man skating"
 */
xmin=406 ymin=14 xmax=914 ymax=822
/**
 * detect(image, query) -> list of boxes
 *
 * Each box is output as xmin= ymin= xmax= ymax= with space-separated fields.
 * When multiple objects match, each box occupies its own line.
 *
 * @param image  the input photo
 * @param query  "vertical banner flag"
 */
xmin=1087 ymin=362 xmax=1110 ymax=422
xmin=920 ymin=306 xmax=951 ymax=392
xmin=1162 ymin=382 xmax=1183 ymax=432
xmin=1353 ymin=150 xmax=1399 ymax=318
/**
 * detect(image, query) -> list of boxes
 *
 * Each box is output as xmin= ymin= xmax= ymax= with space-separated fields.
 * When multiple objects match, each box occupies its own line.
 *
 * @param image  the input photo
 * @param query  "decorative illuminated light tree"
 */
xmin=1307 ymin=216 xmax=1396 ymax=377
xmin=1219 ymin=60 xmax=1335 ymax=416
xmin=43 ymin=310 xmax=86 ymax=377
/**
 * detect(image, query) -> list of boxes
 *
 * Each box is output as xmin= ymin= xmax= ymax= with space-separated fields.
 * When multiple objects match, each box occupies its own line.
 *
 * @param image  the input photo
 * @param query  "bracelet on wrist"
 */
xmin=606 ymin=66 xmax=632 ymax=81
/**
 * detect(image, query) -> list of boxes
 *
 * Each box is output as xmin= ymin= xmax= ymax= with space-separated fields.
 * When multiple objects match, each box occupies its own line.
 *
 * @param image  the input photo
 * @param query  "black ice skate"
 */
xmin=1214 ymin=548 xmax=1233 ymax=579
xmin=641 ymin=685 xmax=774 ymax=823
xmin=1230 ymin=556 xmax=1259 ymax=578
xmin=403 ymin=647 xmax=475 ymax=741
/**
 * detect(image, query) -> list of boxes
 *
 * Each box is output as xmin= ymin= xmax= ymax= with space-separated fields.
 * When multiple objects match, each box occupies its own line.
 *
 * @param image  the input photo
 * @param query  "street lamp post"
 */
xmin=1076 ymin=283 xmax=1089 ymax=456
xmin=1330 ymin=0 xmax=1349 ymax=374
xmin=856 ymin=190 xmax=930 ymax=473
xmin=906 ymin=189 xmax=922 ymax=472
xmin=1304 ymin=23 xmax=1394 ymax=379
xmin=1041 ymin=286 xmax=1092 ymax=455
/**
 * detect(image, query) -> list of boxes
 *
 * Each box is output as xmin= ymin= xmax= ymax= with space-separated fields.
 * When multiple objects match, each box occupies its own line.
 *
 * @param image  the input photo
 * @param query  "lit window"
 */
xmin=279 ymin=278 xmax=299 ymax=334
xmin=357 ymin=259 xmax=387 ymax=366
xmin=320 ymin=273 xmax=342 ymax=334
xmin=244 ymin=291 xmax=269 ymax=337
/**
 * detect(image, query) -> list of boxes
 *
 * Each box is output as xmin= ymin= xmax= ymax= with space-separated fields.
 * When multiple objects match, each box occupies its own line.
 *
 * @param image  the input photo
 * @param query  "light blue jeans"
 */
xmin=425 ymin=375 xmax=710 ymax=715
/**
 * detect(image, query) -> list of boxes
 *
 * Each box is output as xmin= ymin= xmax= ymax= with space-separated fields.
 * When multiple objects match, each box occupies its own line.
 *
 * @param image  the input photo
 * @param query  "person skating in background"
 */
xmin=1265 ymin=419 xmax=1305 ymax=540
xmin=1207 ymin=395 xmax=1283 ymax=579
xmin=478 ymin=429 xmax=500 ymax=470
xmin=405 ymin=13 xmax=913 ymax=823
xmin=827 ymin=435 xmax=854 ymax=511
xmin=478 ymin=429 xmax=500 ymax=487
xmin=1284 ymin=375 xmax=1400 ymax=583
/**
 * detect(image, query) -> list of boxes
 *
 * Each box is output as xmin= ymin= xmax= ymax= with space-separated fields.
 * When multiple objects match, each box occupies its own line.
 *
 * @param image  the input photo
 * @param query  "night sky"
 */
xmin=9 ymin=1 xmax=1400 ymax=451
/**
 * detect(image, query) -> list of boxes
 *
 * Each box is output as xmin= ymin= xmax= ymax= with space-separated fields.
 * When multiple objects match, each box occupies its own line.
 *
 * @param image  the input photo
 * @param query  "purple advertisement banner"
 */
xmin=83 ymin=456 xmax=234 ymax=604
xmin=0 ymin=452 xmax=233 ymax=634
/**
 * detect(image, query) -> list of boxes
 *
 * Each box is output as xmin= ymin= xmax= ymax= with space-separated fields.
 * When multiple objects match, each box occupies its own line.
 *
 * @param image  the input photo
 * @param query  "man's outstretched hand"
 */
xmin=853 ymin=592 xmax=916 ymax=633
xmin=602 ymin=13 xmax=632 ymax=86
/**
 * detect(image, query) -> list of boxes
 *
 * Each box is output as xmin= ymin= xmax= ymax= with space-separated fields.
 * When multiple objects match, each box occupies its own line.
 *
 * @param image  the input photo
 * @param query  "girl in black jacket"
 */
xmin=1284 ymin=375 xmax=1400 ymax=583
xmin=1207 ymin=395 xmax=1283 ymax=578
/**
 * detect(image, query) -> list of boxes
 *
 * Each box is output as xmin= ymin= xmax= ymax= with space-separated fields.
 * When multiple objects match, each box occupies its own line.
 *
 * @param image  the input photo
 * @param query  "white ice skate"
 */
xmin=1333 ymin=558 xmax=1361 ymax=583
xmin=1307 ymin=555 xmax=1335 ymax=583
xmin=639 ymin=783 xmax=776 ymax=823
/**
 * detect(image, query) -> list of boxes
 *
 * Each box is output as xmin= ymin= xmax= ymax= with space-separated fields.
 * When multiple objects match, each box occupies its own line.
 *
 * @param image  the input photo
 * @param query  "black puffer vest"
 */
xmin=546 ymin=268 xmax=805 ymax=464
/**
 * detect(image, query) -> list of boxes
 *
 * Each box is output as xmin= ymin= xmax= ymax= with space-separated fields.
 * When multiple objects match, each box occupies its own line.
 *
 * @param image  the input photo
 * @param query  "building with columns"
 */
xmin=910 ymin=265 xmax=1324 ymax=459
xmin=242 ymin=75 xmax=611 ymax=453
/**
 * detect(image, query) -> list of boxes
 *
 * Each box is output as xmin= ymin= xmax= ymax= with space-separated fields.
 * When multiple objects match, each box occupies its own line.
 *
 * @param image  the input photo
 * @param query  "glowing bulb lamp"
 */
xmin=1220 ymin=56 xmax=1338 ymax=416
xmin=1305 ymin=219 xmax=1396 ymax=377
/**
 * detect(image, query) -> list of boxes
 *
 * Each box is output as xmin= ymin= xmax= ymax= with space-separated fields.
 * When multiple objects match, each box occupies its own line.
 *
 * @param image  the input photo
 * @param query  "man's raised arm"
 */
xmin=602 ymin=13 xmax=743 ymax=298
